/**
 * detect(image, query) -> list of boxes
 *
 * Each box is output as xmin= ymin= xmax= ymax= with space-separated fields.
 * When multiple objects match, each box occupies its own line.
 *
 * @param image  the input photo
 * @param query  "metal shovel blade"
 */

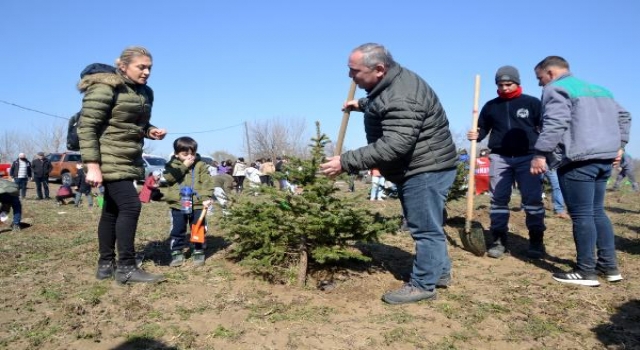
xmin=461 ymin=222 xmax=487 ymax=256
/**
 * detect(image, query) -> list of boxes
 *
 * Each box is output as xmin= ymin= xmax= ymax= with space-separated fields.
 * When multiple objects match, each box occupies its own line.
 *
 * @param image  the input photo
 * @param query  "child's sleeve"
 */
xmin=163 ymin=159 xmax=188 ymax=186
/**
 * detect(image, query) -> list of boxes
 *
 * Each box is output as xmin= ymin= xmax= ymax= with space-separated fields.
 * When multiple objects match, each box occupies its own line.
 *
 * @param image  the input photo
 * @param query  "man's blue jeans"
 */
xmin=169 ymin=208 xmax=205 ymax=252
xmin=489 ymin=154 xmax=545 ymax=234
xmin=543 ymin=169 xmax=566 ymax=214
xmin=0 ymin=193 xmax=22 ymax=225
xmin=370 ymin=175 xmax=385 ymax=200
xmin=557 ymin=160 xmax=618 ymax=274
xmin=34 ymin=176 xmax=50 ymax=199
xmin=14 ymin=178 xmax=28 ymax=198
xmin=397 ymin=168 xmax=456 ymax=291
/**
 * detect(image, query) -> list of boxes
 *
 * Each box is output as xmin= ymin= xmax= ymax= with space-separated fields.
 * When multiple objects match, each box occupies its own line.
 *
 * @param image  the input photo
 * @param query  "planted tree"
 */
xmin=222 ymin=122 xmax=400 ymax=286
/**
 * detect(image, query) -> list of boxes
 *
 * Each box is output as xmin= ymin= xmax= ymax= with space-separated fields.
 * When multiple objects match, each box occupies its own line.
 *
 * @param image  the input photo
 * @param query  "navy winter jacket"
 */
xmin=477 ymin=94 xmax=541 ymax=157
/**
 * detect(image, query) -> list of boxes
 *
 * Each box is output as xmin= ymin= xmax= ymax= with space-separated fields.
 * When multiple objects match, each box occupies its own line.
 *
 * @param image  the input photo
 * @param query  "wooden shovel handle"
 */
xmin=465 ymin=75 xmax=481 ymax=232
xmin=194 ymin=206 xmax=207 ymax=228
xmin=334 ymin=81 xmax=357 ymax=156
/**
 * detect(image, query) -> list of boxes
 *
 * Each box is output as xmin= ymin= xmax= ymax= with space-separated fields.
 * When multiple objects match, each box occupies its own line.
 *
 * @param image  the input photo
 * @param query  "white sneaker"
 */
xmin=552 ymin=271 xmax=600 ymax=287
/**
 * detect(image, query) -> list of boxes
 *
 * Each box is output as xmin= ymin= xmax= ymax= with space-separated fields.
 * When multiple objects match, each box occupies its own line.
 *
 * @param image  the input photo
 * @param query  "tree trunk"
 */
xmin=297 ymin=237 xmax=308 ymax=287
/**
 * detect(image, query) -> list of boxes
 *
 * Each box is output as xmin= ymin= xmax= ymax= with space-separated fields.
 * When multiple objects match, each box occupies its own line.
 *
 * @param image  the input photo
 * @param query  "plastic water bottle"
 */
xmin=180 ymin=186 xmax=193 ymax=214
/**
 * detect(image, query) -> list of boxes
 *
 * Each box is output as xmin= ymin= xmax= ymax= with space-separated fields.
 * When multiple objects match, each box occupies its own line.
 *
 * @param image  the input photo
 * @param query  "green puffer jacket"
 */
xmin=77 ymin=71 xmax=157 ymax=182
xmin=340 ymin=64 xmax=458 ymax=184
xmin=211 ymin=173 xmax=234 ymax=190
xmin=162 ymin=155 xmax=215 ymax=211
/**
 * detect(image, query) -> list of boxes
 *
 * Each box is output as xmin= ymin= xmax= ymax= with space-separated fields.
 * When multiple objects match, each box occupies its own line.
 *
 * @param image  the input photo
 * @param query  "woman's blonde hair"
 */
xmin=115 ymin=46 xmax=152 ymax=69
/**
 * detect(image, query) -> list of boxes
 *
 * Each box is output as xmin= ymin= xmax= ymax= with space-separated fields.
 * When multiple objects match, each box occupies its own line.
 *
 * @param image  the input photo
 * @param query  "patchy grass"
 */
xmin=210 ymin=325 xmax=243 ymax=340
xmin=0 ymin=182 xmax=639 ymax=349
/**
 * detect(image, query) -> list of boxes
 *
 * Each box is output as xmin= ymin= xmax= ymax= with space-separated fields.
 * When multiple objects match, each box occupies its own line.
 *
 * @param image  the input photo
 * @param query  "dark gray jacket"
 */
xmin=31 ymin=158 xmax=51 ymax=177
xmin=340 ymin=64 xmax=458 ymax=183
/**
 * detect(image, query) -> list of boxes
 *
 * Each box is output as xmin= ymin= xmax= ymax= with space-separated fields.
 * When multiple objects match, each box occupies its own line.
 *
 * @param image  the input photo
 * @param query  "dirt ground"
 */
xmin=1 ymin=181 xmax=639 ymax=350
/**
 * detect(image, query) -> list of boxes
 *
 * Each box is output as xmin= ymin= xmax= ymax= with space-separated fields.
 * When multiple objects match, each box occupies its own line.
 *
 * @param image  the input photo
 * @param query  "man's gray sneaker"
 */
xmin=487 ymin=241 xmax=506 ymax=258
xmin=170 ymin=251 xmax=184 ymax=267
xmin=382 ymin=283 xmax=437 ymax=304
xmin=436 ymin=272 xmax=452 ymax=288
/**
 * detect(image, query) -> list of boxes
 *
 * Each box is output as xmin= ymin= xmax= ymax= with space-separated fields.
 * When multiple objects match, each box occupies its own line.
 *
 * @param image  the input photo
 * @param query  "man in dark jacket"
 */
xmin=10 ymin=153 xmax=31 ymax=199
xmin=467 ymin=66 xmax=546 ymax=259
xmin=320 ymin=43 xmax=458 ymax=304
xmin=31 ymin=152 xmax=52 ymax=200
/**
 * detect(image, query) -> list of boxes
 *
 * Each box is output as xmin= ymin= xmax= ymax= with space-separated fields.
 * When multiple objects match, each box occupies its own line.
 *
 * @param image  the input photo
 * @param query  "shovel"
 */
xmin=190 ymin=207 xmax=207 ymax=244
xmin=334 ymin=81 xmax=357 ymax=156
xmin=460 ymin=75 xmax=487 ymax=256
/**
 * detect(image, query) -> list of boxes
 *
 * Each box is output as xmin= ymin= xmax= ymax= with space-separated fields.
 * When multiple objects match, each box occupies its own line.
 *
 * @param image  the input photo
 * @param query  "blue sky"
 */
xmin=1 ymin=1 xmax=639 ymax=159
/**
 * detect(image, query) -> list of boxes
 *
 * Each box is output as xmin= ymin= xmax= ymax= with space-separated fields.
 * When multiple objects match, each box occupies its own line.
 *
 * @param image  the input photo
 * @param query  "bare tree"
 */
xmin=324 ymin=142 xmax=336 ymax=158
xmin=33 ymin=121 xmax=66 ymax=153
xmin=451 ymin=128 xmax=487 ymax=156
xmin=248 ymin=118 xmax=310 ymax=161
xmin=451 ymin=129 xmax=470 ymax=153
xmin=211 ymin=150 xmax=236 ymax=162
xmin=0 ymin=130 xmax=20 ymax=163
xmin=17 ymin=137 xmax=38 ymax=159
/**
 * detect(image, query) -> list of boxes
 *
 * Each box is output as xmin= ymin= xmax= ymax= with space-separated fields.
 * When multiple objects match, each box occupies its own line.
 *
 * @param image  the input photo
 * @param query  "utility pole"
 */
xmin=244 ymin=121 xmax=252 ymax=162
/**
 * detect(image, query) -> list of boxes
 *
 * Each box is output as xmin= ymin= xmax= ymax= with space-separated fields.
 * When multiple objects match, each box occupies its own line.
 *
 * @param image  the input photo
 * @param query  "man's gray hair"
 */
xmin=353 ymin=43 xmax=396 ymax=69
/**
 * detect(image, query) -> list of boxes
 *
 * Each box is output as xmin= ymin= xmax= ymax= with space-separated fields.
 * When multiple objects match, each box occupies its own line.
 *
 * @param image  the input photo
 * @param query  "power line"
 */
xmin=167 ymin=123 xmax=245 ymax=135
xmin=0 ymin=99 xmax=69 ymax=120
xmin=1 ymin=98 xmax=244 ymax=135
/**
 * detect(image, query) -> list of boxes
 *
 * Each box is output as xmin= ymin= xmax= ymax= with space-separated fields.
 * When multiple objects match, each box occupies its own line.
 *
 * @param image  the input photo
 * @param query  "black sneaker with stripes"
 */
xmin=596 ymin=267 xmax=623 ymax=282
xmin=552 ymin=270 xmax=600 ymax=287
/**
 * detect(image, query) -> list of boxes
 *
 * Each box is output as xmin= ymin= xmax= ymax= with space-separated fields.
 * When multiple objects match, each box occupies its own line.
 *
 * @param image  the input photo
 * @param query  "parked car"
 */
xmin=141 ymin=154 xmax=167 ymax=185
xmin=200 ymin=155 xmax=214 ymax=166
xmin=47 ymin=151 xmax=81 ymax=184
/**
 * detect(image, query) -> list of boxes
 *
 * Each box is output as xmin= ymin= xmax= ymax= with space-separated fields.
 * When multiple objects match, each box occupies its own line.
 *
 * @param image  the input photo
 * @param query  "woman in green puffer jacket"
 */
xmin=78 ymin=46 xmax=167 ymax=285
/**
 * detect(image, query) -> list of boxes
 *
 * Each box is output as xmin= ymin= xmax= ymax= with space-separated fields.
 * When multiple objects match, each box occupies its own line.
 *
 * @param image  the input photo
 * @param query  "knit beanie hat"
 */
xmin=495 ymin=65 xmax=520 ymax=85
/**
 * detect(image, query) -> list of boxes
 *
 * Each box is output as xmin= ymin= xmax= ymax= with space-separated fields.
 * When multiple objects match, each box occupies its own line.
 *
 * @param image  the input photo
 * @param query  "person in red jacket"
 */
xmin=475 ymin=149 xmax=491 ymax=195
xmin=139 ymin=170 xmax=162 ymax=203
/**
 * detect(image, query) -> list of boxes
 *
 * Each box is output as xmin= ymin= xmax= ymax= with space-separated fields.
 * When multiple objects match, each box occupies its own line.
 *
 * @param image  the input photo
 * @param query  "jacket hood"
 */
xmin=77 ymin=63 xmax=124 ymax=93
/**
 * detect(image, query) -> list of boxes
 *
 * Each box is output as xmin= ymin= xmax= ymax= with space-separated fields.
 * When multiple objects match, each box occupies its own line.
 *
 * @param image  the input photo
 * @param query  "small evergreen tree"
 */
xmin=222 ymin=122 xmax=400 ymax=286
xmin=448 ymin=161 xmax=468 ymax=201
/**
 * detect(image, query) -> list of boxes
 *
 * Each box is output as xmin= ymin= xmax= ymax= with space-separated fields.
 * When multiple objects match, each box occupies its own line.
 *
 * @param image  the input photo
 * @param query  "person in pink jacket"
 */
xmin=139 ymin=170 xmax=162 ymax=203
